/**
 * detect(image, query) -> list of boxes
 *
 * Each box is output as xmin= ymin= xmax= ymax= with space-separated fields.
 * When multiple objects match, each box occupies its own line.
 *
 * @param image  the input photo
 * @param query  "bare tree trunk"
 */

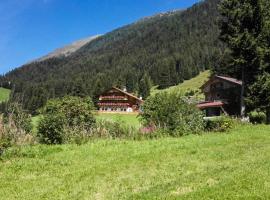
xmin=240 ymin=66 xmax=245 ymax=118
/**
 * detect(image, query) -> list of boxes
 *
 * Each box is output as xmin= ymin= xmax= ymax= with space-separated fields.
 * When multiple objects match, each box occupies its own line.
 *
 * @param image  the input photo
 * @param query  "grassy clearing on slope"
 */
xmin=1 ymin=124 xmax=270 ymax=200
xmin=152 ymin=70 xmax=211 ymax=99
xmin=0 ymin=87 xmax=10 ymax=103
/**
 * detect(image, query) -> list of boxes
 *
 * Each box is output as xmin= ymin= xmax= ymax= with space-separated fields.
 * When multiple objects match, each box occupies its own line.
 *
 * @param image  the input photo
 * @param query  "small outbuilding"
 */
xmin=98 ymin=87 xmax=144 ymax=113
xmin=198 ymin=75 xmax=243 ymax=117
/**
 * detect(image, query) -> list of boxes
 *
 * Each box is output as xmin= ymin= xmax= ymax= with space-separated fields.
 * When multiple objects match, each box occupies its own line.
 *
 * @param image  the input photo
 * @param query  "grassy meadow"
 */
xmin=96 ymin=113 xmax=141 ymax=128
xmin=0 ymin=87 xmax=10 ymax=103
xmin=1 ymin=124 xmax=270 ymax=199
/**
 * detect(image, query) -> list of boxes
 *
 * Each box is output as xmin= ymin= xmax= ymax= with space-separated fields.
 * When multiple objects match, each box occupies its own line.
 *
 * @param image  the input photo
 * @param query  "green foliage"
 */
xmin=217 ymin=0 xmax=263 ymax=81
xmin=37 ymin=114 xmax=66 ymax=144
xmin=37 ymin=96 xmax=96 ymax=144
xmin=138 ymin=73 xmax=152 ymax=100
xmin=248 ymin=73 xmax=270 ymax=123
xmin=2 ymin=0 xmax=222 ymax=113
xmin=216 ymin=0 xmax=270 ymax=115
xmin=248 ymin=111 xmax=266 ymax=124
xmin=140 ymin=92 xmax=205 ymax=136
xmin=205 ymin=116 xmax=235 ymax=132
xmin=42 ymin=96 xmax=95 ymax=127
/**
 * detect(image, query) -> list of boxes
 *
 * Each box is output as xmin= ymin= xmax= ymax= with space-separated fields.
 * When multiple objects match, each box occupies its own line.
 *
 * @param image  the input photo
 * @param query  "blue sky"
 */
xmin=0 ymin=0 xmax=200 ymax=74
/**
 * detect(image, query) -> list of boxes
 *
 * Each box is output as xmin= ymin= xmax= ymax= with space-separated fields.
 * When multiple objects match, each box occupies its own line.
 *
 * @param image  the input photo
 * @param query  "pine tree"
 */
xmin=248 ymin=1 xmax=270 ymax=123
xmin=219 ymin=0 xmax=263 ymax=116
xmin=139 ymin=73 xmax=152 ymax=100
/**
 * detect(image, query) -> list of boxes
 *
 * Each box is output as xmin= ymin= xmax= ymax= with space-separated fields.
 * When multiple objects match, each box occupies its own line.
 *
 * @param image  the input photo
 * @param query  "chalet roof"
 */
xmin=201 ymin=75 xmax=242 ymax=89
xmin=111 ymin=87 xmax=144 ymax=102
xmin=215 ymin=76 xmax=242 ymax=85
xmin=197 ymin=101 xmax=225 ymax=109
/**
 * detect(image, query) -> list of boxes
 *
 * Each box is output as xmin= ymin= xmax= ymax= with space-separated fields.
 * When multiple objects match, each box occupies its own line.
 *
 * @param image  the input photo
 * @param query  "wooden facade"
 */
xmin=198 ymin=76 xmax=242 ymax=117
xmin=98 ymin=87 xmax=143 ymax=113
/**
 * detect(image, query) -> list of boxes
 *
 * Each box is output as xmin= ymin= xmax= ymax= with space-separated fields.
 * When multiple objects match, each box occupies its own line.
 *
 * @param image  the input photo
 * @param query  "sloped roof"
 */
xmin=215 ymin=76 xmax=242 ymax=85
xmin=112 ymin=87 xmax=144 ymax=102
xmin=197 ymin=101 xmax=225 ymax=109
xmin=201 ymin=75 xmax=242 ymax=89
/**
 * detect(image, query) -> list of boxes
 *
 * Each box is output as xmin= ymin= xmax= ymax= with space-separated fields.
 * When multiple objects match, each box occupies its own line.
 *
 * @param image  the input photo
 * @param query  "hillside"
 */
xmin=0 ymin=87 xmax=10 ymax=103
xmin=1 ymin=125 xmax=270 ymax=199
xmin=32 ymin=35 xmax=101 ymax=63
xmin=1 ymin=0 xmax=222 ymax=113
xmin=153 ymin=70 xmax=210 ymax=99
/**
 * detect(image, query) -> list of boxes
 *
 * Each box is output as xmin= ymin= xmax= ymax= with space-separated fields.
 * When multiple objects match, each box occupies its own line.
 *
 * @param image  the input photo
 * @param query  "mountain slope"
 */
xmin=33 ymin=35 xmax=101 ymax=62
xmin=152 ymin=70 xmax=211 ymax=99
xmin=1 ymin=0 xmax=222 ymax=113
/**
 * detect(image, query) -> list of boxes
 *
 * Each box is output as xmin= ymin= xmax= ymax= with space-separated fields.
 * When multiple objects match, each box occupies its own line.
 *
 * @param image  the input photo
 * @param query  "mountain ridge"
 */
xmin=30 ymin=35 xmax=102 ymax=63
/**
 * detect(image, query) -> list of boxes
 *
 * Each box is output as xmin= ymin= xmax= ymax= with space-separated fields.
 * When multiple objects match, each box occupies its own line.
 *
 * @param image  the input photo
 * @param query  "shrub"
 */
xmin=1 ymin=102 xmax=32 ymax=133
xmin=248 ymin=111 xmax=266 ymax=124
xmin=0 ymin=115 xmax=35 ymax=156
xmin=41 ymin=96 xmax=96 ymax=127
xmin=205 ymin=116 xmax=235 ymax=132
xmin=140 ymin=92 xmax=205 ymax=136
xmin=37 ymin=96 xmax=96 ymax=144
xmin=37 ymin=114 xmax=66 ymax=144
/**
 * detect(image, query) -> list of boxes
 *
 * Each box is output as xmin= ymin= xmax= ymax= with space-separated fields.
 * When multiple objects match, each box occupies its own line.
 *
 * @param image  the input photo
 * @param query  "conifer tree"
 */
xmin=219 ymin=0 xmax=263 ymax=116
xmin=139 ymin=73 xmax=152 ymax=100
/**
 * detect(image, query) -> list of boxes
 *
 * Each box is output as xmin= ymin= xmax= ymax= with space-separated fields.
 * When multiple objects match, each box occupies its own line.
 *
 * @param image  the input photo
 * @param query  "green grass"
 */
xmin=0 ymin=87 xmax=11 ymax=103
xmin=96 ymin=113 xmax=141 ymax=128
xmin=31 ymin=113 xmax=141 ymax=133
xmin=152 ymin=70 xmax=211 ymax=99
xmin=1 ymin=124 xmax=270 ymax=199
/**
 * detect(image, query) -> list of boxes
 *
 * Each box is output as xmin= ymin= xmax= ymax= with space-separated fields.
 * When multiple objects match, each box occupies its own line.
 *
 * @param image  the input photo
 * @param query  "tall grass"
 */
xmin=0 ymin=115 xmax=36 ymax=155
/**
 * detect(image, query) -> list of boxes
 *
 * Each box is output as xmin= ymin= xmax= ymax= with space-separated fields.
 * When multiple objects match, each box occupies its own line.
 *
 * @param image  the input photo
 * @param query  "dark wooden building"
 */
xmin=98 ymin=87 xmax=144 ymax=112
xmin=197 ymin=76 xmax=242 ymax=117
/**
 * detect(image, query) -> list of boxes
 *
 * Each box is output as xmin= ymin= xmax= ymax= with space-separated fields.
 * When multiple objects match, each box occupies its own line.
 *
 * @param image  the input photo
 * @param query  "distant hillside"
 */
xmin=0 ymin=87 xmax=10 ymax=103
xmin=33 ymin=35 xmax=101 ymax=62
xmin=1 ymin=0 xmax=222 ymax=113
xmin=152 ymin=70 xmax=210 ymax=99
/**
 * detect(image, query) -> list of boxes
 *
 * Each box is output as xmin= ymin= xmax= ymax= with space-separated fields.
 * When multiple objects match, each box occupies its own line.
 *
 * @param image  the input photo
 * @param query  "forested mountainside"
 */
xmin=1 ymin=0 xmax=221 ymax=113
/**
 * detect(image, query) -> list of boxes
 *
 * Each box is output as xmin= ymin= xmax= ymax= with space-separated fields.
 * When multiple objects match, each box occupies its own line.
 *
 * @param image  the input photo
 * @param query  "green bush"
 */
xmin=37 ymin=96 xmax=96 ymax=144
xmin=37 ymin=114 xmax=65 ymax=144
xmin=205 ymin=116 xmax=234 ymax=132
xmin=248 ymin=111 xmax=266 ymax=124
xmin=140 ymin=92 xmax=205 ymax=136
